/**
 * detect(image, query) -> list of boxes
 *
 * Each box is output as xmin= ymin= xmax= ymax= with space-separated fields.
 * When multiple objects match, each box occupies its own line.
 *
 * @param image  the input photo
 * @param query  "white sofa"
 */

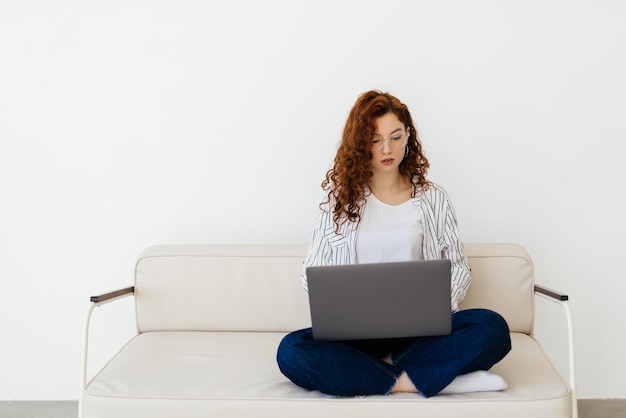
xmin=80 ymin=243 xmax=576 ymax=418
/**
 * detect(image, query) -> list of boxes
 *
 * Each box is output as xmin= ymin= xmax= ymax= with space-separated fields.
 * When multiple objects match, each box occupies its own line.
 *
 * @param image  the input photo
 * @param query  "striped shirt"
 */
xmin=300 ymin=183 xmax=472 ymax=312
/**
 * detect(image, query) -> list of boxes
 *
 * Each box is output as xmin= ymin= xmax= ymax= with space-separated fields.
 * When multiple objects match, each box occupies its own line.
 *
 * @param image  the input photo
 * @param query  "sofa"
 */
xmin=80 ymin=243 xmax=577 ymax=418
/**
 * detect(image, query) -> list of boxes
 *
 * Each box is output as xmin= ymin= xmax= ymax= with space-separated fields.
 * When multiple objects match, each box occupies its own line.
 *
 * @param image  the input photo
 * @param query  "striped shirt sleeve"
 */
xmin=300 ymin=206 xmax=332 ymax=293
xmin=423 ymin=185 xmax=472 ymax=312
xmin=300 ymin=202 xmax=356 ymax=293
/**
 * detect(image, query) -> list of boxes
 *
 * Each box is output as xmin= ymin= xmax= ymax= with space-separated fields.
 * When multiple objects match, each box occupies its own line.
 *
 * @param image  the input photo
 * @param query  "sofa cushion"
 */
xmin=84 ymin=331 xmax=571 ymax=418
xmin=134 ymin=245 xmax=311 ymax=333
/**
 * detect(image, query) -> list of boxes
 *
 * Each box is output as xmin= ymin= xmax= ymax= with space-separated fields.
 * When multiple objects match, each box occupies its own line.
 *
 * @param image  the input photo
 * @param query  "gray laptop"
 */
xmin=306 ymin=260 xmax=452 ymax=341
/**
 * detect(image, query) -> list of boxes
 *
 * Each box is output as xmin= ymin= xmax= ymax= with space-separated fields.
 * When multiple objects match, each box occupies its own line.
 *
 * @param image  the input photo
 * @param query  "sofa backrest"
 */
xmin=134 ymin=245 xmax=311 ymax=333
xmin=134 ymin=243 xmax=534 ymax=334
xmin=460 ymin=243 xmax=535 ymax=334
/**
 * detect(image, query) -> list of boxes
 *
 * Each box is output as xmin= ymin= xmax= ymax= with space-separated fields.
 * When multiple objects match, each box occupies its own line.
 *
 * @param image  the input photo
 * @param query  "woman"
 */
xmin=277 ymin=91 xmax=511 ymax=397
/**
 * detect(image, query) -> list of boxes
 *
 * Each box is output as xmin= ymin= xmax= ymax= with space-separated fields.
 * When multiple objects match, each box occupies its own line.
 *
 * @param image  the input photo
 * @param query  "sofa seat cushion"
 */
xmin=84 ymin=331 xmax=571 ymax=418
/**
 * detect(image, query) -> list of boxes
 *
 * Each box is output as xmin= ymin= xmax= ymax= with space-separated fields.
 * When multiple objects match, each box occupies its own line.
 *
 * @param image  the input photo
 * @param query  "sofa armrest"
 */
xmin=534 ymin=284 xmax=568 ymax=301
xmin=90 ymin=286 xmax=135 ymax=304
xmin=534 ymin=284 xmax=577 ymax=418
xmin=81 ymin=285 xmax=136 ymax=406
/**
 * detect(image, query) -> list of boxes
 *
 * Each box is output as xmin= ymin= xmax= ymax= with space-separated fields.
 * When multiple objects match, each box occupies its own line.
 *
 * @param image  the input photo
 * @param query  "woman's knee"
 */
xmin=276 ymin=328 xmax=313 ymax=372
xmin=277 ymin=328 xmax=326 ymax=391
xmin=477 ymin=309 xmax=509 ymax=332
xmin=455 ymin=308 xmax=507 ymax=330
xmin=455 ymin=309 xmax=511 ymax=351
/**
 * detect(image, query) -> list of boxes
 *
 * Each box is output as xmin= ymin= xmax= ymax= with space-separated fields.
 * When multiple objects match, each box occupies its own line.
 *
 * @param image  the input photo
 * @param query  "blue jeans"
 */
xmin=276 ymin=308 xmax=511 ymax=398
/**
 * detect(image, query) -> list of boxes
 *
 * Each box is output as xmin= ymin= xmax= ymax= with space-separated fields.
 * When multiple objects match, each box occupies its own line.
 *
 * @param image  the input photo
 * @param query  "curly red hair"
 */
xmin=322 ymin=90 xmax=430 ymax=231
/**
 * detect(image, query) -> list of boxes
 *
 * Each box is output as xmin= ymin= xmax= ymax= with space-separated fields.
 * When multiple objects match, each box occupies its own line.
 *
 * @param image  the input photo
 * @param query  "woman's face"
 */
xmin=369 ymin=112 xmax=408 ymax=175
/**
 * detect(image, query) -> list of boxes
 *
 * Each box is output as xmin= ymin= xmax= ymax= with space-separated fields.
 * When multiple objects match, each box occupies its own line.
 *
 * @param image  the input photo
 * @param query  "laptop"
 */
xmin=306 ymin=259 xmax=452 ymax=341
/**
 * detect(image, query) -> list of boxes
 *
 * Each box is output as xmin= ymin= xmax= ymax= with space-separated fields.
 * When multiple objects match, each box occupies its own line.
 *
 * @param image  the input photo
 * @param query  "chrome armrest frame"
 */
xmin=534 ymin=284 xmax=577 ymax=418
xmin=80 ymin=286 xmax=135 ymax=418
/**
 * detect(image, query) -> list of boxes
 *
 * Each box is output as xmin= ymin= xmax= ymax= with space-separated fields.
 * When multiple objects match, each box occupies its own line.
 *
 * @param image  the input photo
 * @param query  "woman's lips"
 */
xmin=381 ymin=158 xmax=394 ymax=165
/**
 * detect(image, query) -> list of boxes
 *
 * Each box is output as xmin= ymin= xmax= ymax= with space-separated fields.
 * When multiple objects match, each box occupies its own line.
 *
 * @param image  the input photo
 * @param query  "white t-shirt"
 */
xmin=355 ymin=193 xmax=424 ymax=264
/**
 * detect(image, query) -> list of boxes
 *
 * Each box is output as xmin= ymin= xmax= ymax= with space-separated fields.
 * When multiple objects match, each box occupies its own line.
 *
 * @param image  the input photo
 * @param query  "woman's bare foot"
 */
xmin=391 ymin=372 xmax=419 ymax=393
xmin=381 ymin=357 xmax=419 ymax=394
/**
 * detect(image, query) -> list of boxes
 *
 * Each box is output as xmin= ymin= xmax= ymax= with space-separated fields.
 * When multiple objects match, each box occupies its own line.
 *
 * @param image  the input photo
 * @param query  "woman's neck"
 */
xmin=368 ymin=173 xmax=413 ymax=205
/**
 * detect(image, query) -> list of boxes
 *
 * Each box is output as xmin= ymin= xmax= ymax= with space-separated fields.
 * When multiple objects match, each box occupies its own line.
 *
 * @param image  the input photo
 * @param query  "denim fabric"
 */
xmin=276 ymin=308 xmax=511 ymax=397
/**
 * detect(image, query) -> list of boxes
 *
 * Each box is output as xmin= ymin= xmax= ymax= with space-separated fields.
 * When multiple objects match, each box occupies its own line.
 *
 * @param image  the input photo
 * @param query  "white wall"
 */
xmin=1 ymin=0 xmax=624 ymax=400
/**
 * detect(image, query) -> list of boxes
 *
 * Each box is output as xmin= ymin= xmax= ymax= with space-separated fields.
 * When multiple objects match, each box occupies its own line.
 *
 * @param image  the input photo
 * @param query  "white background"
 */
xmin=1 ymin=0 xmax=624 ymax=400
